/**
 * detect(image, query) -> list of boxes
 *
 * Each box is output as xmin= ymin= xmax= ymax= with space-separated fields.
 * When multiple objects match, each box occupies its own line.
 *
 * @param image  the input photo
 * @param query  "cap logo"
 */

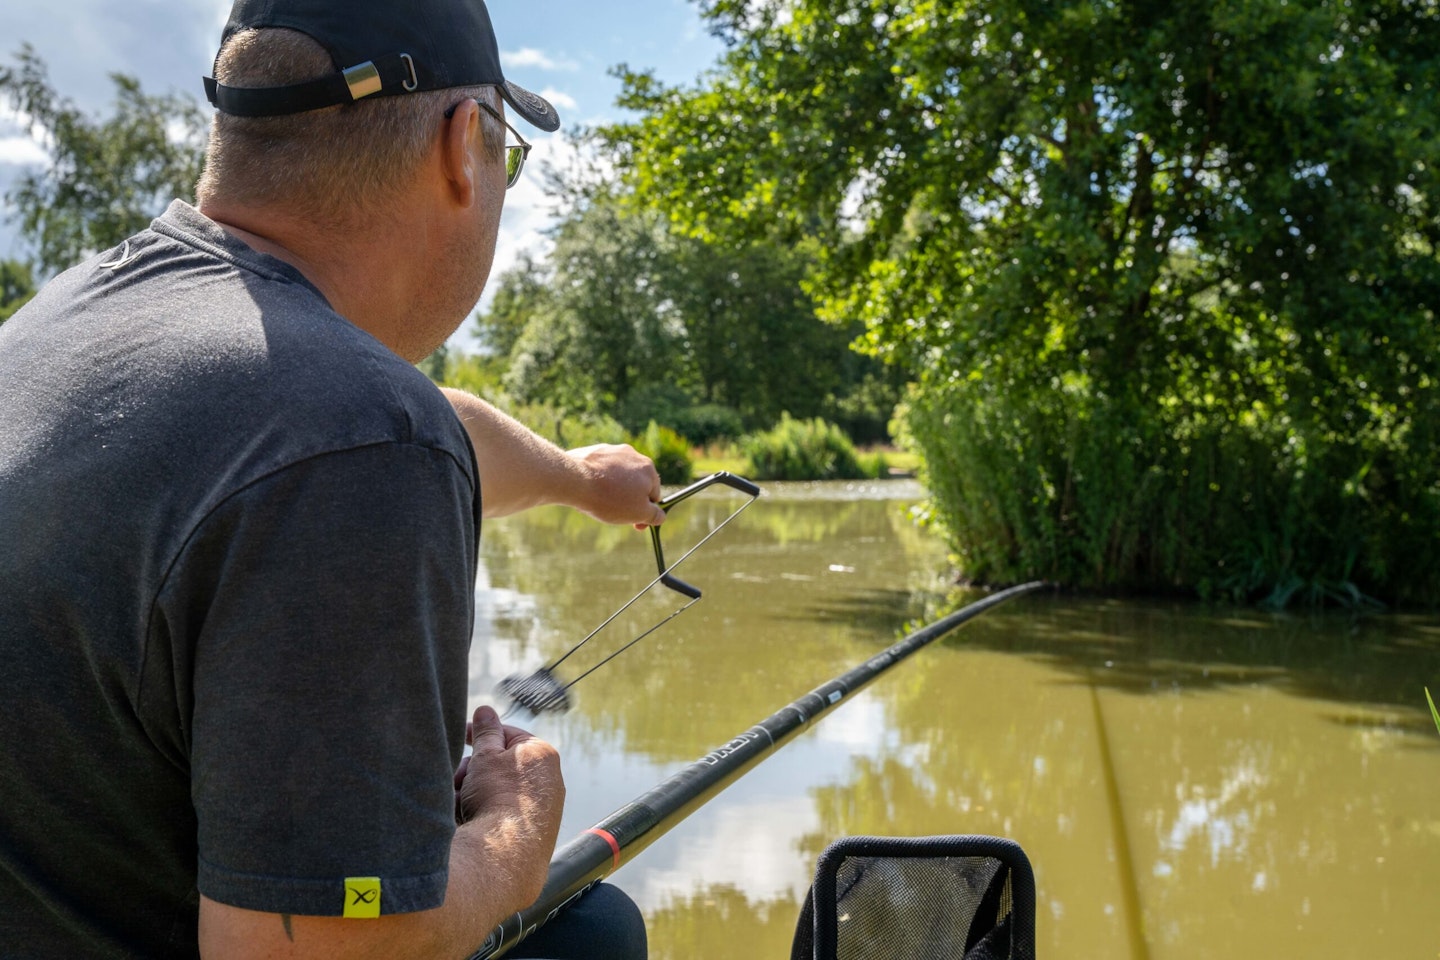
xmin=342 ymin=62 xmax=382 ymax=101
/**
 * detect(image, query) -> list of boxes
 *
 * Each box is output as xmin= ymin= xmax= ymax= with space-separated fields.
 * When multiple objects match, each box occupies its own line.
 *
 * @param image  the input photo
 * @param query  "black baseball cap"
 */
xmin=203 ymin=0 xmax=560 ymax=132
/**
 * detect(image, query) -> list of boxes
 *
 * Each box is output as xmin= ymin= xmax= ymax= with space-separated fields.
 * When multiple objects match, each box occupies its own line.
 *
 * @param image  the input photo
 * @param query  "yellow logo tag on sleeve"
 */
xmin=343 ymin=877 xmax=382 ymax=919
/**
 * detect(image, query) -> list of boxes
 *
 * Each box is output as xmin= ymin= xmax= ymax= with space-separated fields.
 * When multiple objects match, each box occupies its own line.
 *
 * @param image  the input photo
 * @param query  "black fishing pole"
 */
xmin=468 ymin=579 xmax=1045 ymax=960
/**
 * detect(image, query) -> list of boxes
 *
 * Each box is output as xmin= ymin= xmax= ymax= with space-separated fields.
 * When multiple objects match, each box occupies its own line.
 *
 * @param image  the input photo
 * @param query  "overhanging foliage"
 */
xmin=611 ymin=0 xmax=1440 ymax=604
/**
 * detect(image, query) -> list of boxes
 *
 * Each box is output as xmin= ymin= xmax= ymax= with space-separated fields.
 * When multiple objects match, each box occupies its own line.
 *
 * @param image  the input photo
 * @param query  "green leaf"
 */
xmin=1427 ymin=688 xmax=1440 ymax=738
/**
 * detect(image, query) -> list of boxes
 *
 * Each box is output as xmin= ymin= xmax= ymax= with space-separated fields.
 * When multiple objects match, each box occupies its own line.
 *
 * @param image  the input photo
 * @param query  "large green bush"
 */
xmin=740 ymin=415 xmax=874 ymax=481
xmin=632 ymin=421 xmax=694 ymax=485
xmin=905 ymin=377 xmax=1439 ymax=607
xmin=670 ymin=404 xmax=745 ymax=447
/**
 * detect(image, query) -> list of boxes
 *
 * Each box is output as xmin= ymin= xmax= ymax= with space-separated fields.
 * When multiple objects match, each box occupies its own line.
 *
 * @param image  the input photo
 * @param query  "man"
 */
xmin=0 ymin=1 xmax=655 ymax=957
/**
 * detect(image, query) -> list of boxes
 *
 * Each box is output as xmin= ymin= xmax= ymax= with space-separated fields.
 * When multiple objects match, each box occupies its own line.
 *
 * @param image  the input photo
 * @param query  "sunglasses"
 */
xmin=443 ymin=98 xmax=531 ymax=188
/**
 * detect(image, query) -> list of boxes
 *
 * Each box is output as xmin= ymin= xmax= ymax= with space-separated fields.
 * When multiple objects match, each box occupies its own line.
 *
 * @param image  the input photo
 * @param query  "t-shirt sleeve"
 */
xmin=156 ymin=441 xmax=477 ymax=917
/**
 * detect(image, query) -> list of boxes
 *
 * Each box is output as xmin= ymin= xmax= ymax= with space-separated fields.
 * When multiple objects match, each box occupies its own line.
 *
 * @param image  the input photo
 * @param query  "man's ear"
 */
xmin=441 ymin=99 xmax=479 ymax=209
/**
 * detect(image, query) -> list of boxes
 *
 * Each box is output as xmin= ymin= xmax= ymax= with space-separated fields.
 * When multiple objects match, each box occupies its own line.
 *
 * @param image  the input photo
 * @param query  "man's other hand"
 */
xmin=200 ymin=708 xmax=565 ymax=959
xmin=458 ymin=707 xmax=565 ymax=861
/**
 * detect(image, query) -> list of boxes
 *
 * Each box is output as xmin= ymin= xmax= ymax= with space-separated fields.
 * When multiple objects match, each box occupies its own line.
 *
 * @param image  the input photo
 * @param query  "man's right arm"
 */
xmin=197 ymin=706 xmax=564 ymax=960
xmin=441 ymin=387 xmax=666 ymax=526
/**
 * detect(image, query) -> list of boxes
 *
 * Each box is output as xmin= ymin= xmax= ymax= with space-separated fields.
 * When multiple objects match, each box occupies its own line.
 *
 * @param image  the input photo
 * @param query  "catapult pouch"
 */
xmin=790 ymin=835 xmax=1037 ymax=960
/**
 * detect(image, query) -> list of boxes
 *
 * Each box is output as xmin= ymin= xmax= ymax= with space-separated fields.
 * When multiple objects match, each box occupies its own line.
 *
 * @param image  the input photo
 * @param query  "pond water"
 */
xmin=468 ymin=480 xmax=1439 ymax=959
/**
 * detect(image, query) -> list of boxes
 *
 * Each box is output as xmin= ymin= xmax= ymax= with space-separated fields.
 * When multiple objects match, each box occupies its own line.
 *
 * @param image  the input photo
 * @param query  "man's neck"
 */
xmin=199 ymin=199 xmax=434 ymax=360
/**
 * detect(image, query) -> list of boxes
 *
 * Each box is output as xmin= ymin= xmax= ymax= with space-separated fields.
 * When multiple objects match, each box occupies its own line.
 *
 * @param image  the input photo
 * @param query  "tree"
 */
xmin=0 ymin=259 xmax=35 ymax=324
xmin=611 ymin=0 xmax=1440 ymax=604
xmin=415 ymin=342 xmax=450 ymax=382
xmin=493 ymin=191 xmax=674 ymax=415
xmin=661 ymin=233 xmax=866 ymax=427
xmin=477 ymin=177 xmax=897 ymax=438
xmin=0 ymin=45 xmax=207 ymax=275
xmin=474 ymin=251 xmax=550 ymax=358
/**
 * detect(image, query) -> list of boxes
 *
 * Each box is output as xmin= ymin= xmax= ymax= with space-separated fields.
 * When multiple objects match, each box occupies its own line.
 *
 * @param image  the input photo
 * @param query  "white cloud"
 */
xmin=0 ymin=136 xmax=48 ymax=168
xmin=813 ymin=691 xmax=889 ymax=750
xmin=501 ymin=47 xmax=579 ymax=71
xmin=539 ymin=87 xmax=579 ymax=113
xmin=637 ymin=795 xmax=817 ymax=908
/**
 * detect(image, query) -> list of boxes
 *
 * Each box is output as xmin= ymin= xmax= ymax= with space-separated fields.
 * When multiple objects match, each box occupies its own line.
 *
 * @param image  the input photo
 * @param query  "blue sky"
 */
xmin=0 ymin=0 xmax=724 ymax=342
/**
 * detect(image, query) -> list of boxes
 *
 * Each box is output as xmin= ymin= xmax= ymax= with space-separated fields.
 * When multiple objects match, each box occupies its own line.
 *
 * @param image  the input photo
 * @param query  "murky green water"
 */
xmin=469 ymin=480 xmax=1440 ymax=958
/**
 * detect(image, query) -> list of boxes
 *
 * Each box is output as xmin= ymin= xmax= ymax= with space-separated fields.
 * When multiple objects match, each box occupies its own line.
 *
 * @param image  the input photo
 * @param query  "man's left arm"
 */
xmin=442 ymin=388 xmax=666 ymax=525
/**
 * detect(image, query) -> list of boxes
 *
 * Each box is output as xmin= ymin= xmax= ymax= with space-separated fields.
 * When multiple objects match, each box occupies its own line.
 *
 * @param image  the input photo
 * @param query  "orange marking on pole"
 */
xmin=586 ymin=828 xmax=621 ymax=870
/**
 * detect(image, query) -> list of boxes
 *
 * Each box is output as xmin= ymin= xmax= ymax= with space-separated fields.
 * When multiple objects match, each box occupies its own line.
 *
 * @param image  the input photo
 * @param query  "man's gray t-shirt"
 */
xmin=0 ymin=201 xmax=481 ymax=958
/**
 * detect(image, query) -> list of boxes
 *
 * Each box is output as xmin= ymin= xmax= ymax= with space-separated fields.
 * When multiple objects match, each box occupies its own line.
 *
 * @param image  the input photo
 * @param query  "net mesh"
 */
xmin=497 ymin=668 xmax=571 ymax=715
xmin=834 ymin=855 xmax=1007 ymax=959
xmin=794 ymin=836 xmax=1035 ymax=960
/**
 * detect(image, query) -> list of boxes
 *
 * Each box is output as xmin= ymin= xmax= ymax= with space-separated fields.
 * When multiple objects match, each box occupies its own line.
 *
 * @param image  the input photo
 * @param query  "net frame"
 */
xmin=793 ymin=835 xmax=1037 ymax=960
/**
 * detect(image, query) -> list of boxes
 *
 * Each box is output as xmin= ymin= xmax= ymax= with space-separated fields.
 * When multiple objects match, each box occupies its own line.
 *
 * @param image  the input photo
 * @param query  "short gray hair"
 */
xmin=196 ymin=28 xmax=504 ymax=224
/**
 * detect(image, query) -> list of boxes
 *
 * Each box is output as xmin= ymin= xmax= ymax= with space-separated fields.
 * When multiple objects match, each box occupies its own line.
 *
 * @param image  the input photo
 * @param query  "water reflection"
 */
xmin=470 ymin=483 xmax=1440 ymax=959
